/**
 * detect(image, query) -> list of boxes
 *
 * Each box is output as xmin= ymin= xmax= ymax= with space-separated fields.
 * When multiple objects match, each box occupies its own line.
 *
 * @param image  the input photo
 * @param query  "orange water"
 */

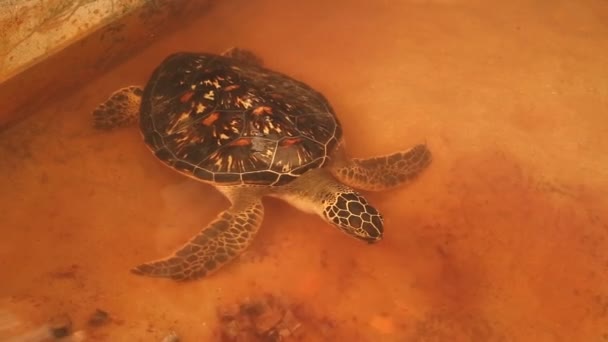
xmin=2 ymin=0 xmax=608 ymax=340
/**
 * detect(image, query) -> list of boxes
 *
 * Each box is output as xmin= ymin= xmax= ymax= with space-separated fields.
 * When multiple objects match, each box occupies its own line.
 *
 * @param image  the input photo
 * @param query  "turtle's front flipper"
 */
xmin=132 ymin=193 xmax=264 ymax=281
xmin=92 ymin=86 xmax=143 ymax=130
xmin=331 ymin=144 xmax=432 ymax=192
xmin=221 ymin=47 xmax=264 ymax=67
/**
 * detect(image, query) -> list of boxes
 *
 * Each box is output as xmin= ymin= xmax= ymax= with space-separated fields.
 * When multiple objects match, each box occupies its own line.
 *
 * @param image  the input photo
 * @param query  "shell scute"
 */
xmin=140 ymin=52 xmax=341 ymax=185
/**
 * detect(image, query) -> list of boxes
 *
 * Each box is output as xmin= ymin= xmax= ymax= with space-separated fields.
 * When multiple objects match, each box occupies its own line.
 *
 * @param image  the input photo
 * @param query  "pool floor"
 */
xmin=1 ymin=0 xmax=607 ymax=340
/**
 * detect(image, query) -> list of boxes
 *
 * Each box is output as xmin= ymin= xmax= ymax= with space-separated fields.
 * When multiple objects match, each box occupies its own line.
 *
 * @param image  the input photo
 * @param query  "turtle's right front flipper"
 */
xmin=132 ymin=195 xmax=264 ymax=281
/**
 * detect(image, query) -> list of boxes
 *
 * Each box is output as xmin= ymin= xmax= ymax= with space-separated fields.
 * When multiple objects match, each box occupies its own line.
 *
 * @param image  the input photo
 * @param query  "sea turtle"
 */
xmin=93 ymin=48 xmax=432 ymax=281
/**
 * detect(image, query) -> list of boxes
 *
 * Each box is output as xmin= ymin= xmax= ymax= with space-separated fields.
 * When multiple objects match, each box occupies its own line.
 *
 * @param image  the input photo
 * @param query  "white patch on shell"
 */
xmin=204 ymin=90 xmax=215 ymax=100
xmin=236 ymin=97 xmax=253 ymax=109
xmin=196 ymin=103 xmax=206 ymax=113
xmin=167 ymin=112 xmax=190 ymax=135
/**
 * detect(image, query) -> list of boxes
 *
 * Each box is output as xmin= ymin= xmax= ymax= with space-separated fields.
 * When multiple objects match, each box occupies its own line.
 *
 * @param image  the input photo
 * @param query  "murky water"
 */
xmin=2 ymin=0 xmax=608 ymax=340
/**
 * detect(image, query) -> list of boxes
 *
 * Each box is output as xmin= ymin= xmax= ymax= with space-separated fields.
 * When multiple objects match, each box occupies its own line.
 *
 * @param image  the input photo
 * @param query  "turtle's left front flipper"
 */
xmin=331 ymin=144 xmax=432 ymax=192
xmin=132 ymin=194 xmax=264 ymax=281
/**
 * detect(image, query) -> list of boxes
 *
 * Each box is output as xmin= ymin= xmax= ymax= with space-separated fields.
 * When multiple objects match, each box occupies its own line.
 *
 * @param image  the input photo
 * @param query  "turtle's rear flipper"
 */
xmin=93 ymin=86 xmax=143 ymax=130
xmin=132 ymin=197 xmax=264 ymax=281
xmin=331 ymin=144 xmax=432 ymax=192
xmin=221 ymin=47 xmax=264 ymax=67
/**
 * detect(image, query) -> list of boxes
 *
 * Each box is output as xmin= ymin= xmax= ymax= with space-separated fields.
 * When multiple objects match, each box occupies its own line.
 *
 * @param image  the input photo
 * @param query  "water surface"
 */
xmin=1 ymin=0 xmax=608 ymax=340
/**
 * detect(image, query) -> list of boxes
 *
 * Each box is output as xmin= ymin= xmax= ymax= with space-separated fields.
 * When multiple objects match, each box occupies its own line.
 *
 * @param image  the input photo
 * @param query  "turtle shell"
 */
xmin=140 ymin=52 xmax=342 ymax=186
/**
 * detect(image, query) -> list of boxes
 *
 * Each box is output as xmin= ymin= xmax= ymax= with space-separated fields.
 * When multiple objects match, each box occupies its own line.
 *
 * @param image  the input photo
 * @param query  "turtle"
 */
xmin=92 ymin=47 xmax=432 ymax=281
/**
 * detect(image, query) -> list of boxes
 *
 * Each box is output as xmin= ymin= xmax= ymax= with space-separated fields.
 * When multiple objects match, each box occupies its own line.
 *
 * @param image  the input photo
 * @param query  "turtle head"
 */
xmin=323 ymin=191 xmax=384 ymax=243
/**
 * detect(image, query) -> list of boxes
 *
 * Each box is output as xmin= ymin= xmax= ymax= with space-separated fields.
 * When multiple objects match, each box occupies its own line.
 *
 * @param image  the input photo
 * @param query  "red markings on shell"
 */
xmin=279 ymin=137 xmax=302 ymax=147
xmin=229 ymin=138 xmax=252 ymax=147
xmin=180 ymin=91 xmax=195 ymax=103
xmin=201 ymin=112 xmax=220 ymax=126
xmin=224 ymin=85 xmax=240 ymax=91
xmin=252 ymin=106 xmax=273 ymax=116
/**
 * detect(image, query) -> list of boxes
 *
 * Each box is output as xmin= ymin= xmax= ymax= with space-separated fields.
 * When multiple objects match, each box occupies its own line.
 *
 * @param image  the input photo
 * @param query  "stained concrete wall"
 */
xmin=0 ymin=0 xmax=213 ymax=127
xmin=0 ymin=0 xmax=148 ymax=83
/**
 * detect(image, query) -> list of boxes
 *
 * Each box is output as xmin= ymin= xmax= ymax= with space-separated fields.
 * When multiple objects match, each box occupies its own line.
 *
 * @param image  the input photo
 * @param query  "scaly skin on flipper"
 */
xmin=92 ymin=86 xmax=143 ymax=129
xmin=331 ymin=144 xmax=432 ymax=192
xmin=132 ymin=191 xmax=264 ymax=281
